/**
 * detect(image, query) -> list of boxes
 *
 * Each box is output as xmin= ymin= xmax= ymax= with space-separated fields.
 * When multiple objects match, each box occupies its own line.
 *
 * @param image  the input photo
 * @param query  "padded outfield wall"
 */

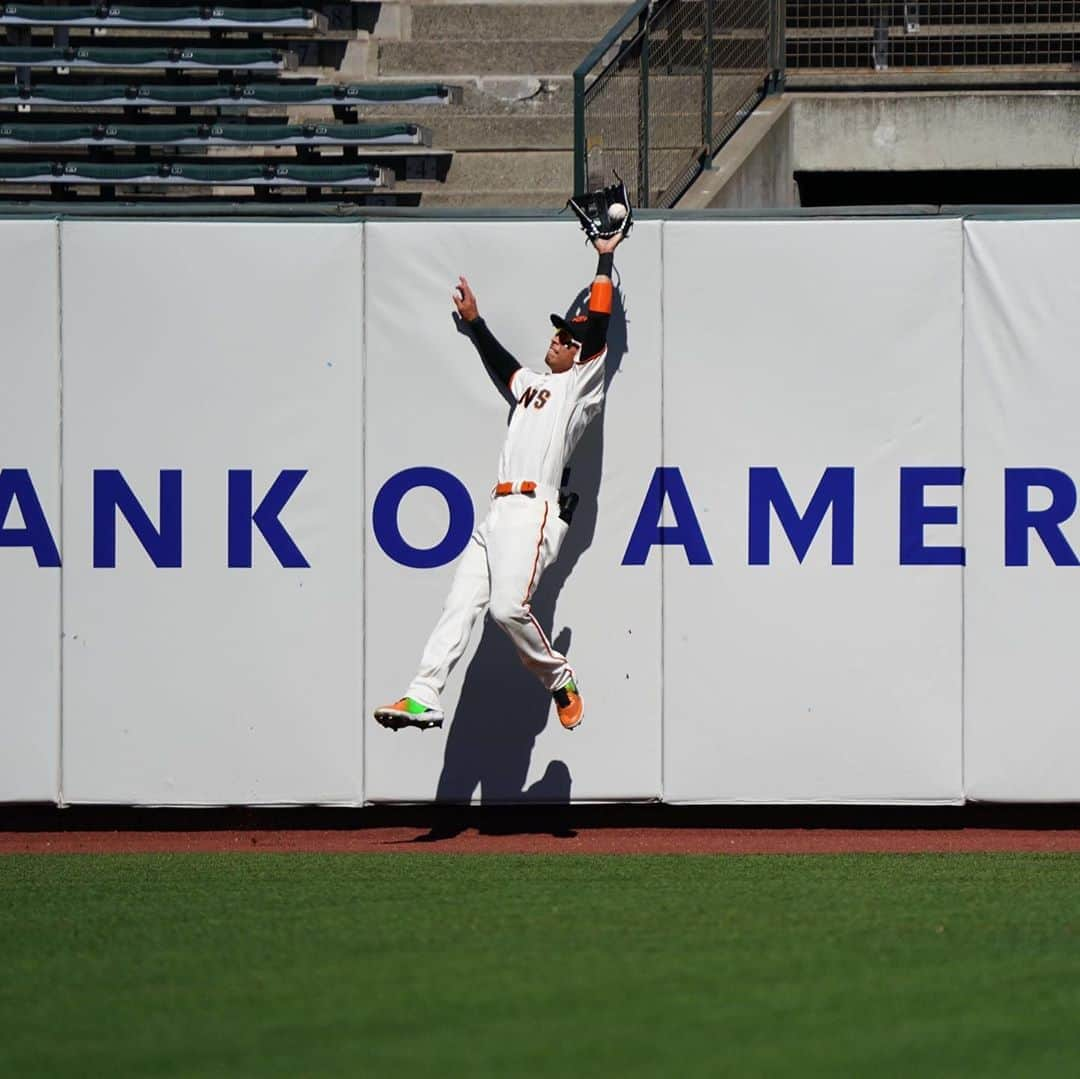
xmin=0 ymin=212 xmax=1075 ymax=805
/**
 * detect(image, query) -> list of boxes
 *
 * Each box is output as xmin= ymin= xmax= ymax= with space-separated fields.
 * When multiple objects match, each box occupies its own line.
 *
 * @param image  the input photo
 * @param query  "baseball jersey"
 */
xmin=466 ymin=267 xmax=613 ymax=492
xmin=497 ymin=352 xmax=606 ymax=489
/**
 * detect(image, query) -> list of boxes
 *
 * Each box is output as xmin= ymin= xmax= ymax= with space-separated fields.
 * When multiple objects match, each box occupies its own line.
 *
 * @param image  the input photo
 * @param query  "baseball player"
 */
xmin=374 ymin=231 xmax=623 ymax=733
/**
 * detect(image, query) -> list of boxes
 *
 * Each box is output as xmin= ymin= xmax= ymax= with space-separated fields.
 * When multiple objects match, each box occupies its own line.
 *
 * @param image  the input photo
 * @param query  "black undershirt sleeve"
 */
xmin=579 ymin=310 xmax=610 ymax=363
xmin=578 ymin=252 xmax=614 ymax=362
xmin=467 ymin=316 xmax=521 ymax=389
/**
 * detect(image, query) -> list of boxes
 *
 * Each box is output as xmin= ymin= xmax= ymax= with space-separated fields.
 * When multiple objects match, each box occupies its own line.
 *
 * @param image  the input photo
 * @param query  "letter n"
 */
xmin=93 ymin=470 xmax=182 ymax=568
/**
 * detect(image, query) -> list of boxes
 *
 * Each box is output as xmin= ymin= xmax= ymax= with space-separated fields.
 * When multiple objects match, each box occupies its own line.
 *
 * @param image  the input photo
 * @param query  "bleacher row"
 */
xmin=786 ymin=1 xmax=1080 ymax=73
xmin=0 ymin=2 xmax=460 ymax=203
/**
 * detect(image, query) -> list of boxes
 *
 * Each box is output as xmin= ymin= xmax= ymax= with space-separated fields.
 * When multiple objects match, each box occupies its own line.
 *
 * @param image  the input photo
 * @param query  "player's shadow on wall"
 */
xmin=435 ymin=283 xmax=629 ymax=827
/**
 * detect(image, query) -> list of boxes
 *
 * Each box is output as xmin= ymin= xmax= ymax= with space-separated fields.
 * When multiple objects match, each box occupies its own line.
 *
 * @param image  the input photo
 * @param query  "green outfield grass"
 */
xmin=2 ymin=852 xmax=1080 ymax=1077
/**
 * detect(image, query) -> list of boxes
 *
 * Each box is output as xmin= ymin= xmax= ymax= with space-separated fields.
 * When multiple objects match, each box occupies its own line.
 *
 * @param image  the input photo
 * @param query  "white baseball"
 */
xmin=608 ymin=202 xmax=627 ymax=222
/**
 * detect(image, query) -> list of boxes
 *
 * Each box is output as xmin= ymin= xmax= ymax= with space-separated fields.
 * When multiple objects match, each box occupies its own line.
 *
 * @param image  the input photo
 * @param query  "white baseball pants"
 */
xmin=406 ymin=494 xmax=572 ymax=711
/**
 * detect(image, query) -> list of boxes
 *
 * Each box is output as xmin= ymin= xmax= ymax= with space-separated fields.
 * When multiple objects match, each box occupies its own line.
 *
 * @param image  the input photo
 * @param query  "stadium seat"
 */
xmin=0 ymin=121 xmax=431 ymax=147
xmin=0 ymin=82 xmax=459 ymax=107
xmin=0 ymin=3 xmax=463 ymax=204
xmin=0 ymin=5 xmax=327 ymax=31
xmin=0 ymin=159 xmax=391 ymax=187
xmin=0 ymin=47 xmax=296 ymax=71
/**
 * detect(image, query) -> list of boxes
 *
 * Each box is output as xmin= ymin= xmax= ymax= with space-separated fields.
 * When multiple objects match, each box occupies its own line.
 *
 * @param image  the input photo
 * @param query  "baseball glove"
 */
xmin=567 ymin=171 xmax=634 ymax=242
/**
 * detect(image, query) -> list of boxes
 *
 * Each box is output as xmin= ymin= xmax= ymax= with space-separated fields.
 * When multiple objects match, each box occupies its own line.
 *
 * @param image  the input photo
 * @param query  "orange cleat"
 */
xmin=373 ymin=697 xmax=444 ymax=731
xmin=553 ymin=679 xmax=583 ymax=730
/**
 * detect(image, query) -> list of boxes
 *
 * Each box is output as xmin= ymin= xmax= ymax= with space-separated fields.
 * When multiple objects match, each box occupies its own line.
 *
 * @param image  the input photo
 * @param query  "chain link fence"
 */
xmin=574 ymin=0 xmax=783 ymax=208
xmin=574 ymin=2 xmax=1078 ymax=208
xmin=787 ymin=2 xmax=1080 ymax=70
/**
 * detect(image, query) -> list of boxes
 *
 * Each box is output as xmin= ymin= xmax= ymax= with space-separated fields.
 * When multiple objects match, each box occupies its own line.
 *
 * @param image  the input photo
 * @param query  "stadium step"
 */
xmin=406 ymin=4 xmax=627 ymax=43
xmin=376 ymin=1 xmax=633 ymax=78
xmin=378 ymin=39 xmax=605 ymax=78
xmin=392 ymin=147 xmax=570 ymax=204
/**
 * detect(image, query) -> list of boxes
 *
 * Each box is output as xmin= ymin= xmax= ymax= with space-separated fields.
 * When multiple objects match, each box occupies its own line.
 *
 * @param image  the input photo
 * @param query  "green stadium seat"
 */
xmin=0 ymin=6 xmax=459 ymax=205
xmin=0 ymin=82 xmax=460 ymax=107
xmin=0 ymin=47 xmax=296 ymax=71
xmin=0 ymin=5 xmax=327 ymax=31
xmin=0 ymin=121 xmax=431 ymax=146
xmin=0 ymin=160 xmax=391 ymax=187
xmin=226 ymin=82 xmax=459 ymax=106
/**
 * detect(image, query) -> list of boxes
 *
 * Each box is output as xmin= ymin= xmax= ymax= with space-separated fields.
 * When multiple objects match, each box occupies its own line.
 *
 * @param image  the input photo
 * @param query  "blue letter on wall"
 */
xmin=228 ymin=469 xmax=310 ymax=569
xmin=373 ymin=467 xmax=474 ymax=569
xmin=0 ymin=468 xmax=61 ymax=567
xmin=93 ymin=469 xmax=182 ymax=568
xmin=1004 ymin=468 xmax=1080 ymax=567
xmin=899 ymin=467 xmax=966 ymax=565
xmin=748 ymin=467 xmax=855 ymax=565
xmin=622 ymin=467 xmax=712 ymax=566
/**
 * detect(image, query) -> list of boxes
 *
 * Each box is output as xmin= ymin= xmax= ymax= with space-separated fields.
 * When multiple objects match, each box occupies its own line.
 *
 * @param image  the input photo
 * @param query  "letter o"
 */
xmin=373 ymin=467 xmax=474 ymax=569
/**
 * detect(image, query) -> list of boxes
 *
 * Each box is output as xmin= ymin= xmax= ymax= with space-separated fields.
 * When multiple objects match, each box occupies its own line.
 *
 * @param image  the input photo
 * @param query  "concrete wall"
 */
xmin=683 ymin=90 xmax=1080 ymax=209
xmin=792 ymin=92 xmax=1080 ymax=173
xmin=680 ymin=97 xmax=796 ymax=210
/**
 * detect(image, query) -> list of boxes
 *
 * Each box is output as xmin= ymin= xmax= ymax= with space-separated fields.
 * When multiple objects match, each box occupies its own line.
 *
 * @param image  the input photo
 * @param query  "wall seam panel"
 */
xmin=360 ymin=221 xmax=369 ymax=806
xmin=959 ymin=218 xmax=968 ymax=803
xmin=658 ymin=221 xmax=666 ymax=803
xmin=55 ymin=218 xmax=65 ymax=807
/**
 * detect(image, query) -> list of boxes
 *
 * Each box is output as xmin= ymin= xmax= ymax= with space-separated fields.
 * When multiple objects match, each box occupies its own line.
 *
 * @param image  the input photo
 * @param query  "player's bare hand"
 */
xmin=592 ymin=233 xmax=623 ymax=256
xmin=452 ymin=275 xmax=480 ymax=321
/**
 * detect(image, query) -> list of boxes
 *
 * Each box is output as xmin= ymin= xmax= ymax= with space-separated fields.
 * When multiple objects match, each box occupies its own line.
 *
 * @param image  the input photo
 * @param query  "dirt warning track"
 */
xmin=7 ymin=826 xmax=1080 ymax=854
xmin=5 ymin=805 xmax=1080 ymax=855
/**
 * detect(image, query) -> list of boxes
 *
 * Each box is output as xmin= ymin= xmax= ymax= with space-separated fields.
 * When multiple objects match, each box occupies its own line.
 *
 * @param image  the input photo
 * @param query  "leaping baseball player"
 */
xmin=374 ymin=195 xmax=629 ymax=735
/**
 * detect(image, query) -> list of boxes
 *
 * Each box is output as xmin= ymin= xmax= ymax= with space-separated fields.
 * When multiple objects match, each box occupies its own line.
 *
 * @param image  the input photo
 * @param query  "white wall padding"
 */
xmin=0 ymin=221 xmax=61 ymax=802
xmin=12 ymin=212 xmax=1080 ymax=806
xmin=59 ymin=222 xmax=364 ymax=805
xmin=661 ymin=218 xmax=964 ymax=803
xmin=963 ymin=218 xmax=1080 ymax=801
xmin=363 ymin=221 xmax=663 ymax=802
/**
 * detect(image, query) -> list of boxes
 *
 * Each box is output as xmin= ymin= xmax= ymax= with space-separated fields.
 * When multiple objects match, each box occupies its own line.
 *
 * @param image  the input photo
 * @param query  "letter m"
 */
xmin=748 ymin=467 xmax=855 ymax=565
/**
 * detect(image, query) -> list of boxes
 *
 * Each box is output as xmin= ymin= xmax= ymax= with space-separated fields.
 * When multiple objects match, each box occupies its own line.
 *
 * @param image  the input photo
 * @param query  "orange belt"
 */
xmin=494 ymin=481 xmax=537 ymax=497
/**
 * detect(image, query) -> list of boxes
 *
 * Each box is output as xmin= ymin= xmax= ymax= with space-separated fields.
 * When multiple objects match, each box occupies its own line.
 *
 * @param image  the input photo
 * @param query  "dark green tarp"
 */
xmin=0 ymin=82 xmax=450 ymax=104
xmin=0 ymin=123 xmax=419 ymax=144
xmin=0 ymin=161 xmax=383 ymax=184
xmin=0 ymin=47 xmax=284 ymax=66
xmin=1 ymin=6 xmax=311 ymax=24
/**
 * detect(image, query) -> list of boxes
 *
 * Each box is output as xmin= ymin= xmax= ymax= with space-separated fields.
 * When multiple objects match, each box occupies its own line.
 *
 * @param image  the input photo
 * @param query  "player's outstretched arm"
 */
xmin=579 ymin=234 xmax=622 ymax=362
xmin=593 ymin=232 xmax=623 ymax=259
xmin=453 ymin=275 xmax=521 ymax=389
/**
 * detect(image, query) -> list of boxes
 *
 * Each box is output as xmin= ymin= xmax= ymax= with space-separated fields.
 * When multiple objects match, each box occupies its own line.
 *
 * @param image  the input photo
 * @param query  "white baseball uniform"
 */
xmin=404 ymin=310 xmax=609 ymax=713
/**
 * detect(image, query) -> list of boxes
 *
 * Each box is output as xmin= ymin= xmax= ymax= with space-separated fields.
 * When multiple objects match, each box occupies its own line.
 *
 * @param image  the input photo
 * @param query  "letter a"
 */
xmin=0 ymin=469 xmax=60 ymax=567
xmin=622 ymin=468 xmax=712 ymax=566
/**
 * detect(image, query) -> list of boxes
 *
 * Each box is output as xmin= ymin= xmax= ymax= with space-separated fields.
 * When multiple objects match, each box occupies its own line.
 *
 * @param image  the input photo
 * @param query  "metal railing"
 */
xmin=573 ymin=0 xmax=784 ymax=208
xmin=787 ymin=2 xmax=1080 ymax=71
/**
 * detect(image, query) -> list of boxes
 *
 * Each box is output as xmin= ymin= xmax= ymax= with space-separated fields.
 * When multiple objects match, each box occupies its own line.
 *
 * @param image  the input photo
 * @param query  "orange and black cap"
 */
xmin=550 ymin=312 xmax=589 ymax=343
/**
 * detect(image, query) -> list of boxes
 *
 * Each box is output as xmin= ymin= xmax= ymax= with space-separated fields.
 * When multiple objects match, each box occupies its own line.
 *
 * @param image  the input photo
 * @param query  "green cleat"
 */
xmin=374 ymin=697 xmax=445 ymax=731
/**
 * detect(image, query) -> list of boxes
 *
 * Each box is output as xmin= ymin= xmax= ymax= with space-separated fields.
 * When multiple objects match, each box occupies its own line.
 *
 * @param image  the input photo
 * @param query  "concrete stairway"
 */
xmin=347 ymin=1 xmax=630 ymax=206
